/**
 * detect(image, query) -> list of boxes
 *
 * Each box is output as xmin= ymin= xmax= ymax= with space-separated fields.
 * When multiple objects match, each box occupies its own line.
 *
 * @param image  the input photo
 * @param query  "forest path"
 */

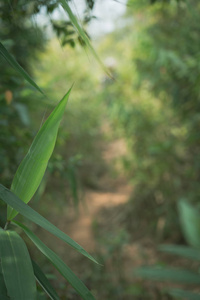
xmin=68 ymin=181 xmax=132 ymax=251
xmin=38 ymin=137 xmax=167 ymax=299
xmin=66 ymin=138 xmax=132 ymax=251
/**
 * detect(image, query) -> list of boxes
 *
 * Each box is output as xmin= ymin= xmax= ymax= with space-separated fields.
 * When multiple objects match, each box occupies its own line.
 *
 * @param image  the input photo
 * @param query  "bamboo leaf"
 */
xmin=57 ymin=0 xmax=109 ymax=76
xmin=0 ymin=229 xmax=36 ymax=300
xmin=168 ymin=288 xmax=200 ymax=300
xmin=7 ymin=88 xmax=72 ymax=220
xmin=0 ymin=42 xmax=44 ymax=95
xmin=159 ymin=245 xmax=200 ymax=261
xmin=134 ymin=266 xmax=200 ymax=284
xmin=0 ymin=265 xmax=9 ymax=300
xmin=32 ymin=260 xmax=60 ymax=300
xmin=0 ymin=184 xmax=98 ymax=264
xmin=15 ymin=222 xmax=96 ymax=300
xmin=178 ymin=200 xmax=200 ymax=248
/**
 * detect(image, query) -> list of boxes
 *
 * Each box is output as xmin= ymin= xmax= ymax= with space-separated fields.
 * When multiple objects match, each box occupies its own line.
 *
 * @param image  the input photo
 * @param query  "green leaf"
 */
xmin=57 ymin=0 xmax=109 ymax=76
xmin=178 ymin=200 xmax=200 ymax=248
xmin=7 ymin=88 xmax=72 ymax=220
xmin=0 ymin=265 xmax=9 ymax=300
xmin=32 ymin=260 xmax=60 ymax=300
xmin=168 ymin=288 xmax=200 ymax=300
xmin=0 ymin=184 xmax=98 ymax=264
xmin=15 ymin=222 xmax=96 ymax=300
xmin=0 ymin=42 xmax=44 ymax=95
xmin=134 ymin=266 xmax=200 ymax=284
xmin=0 ymin=229 xmax=36 ymax=300
xmin=159 ymin=245 xmax=200 ymax=261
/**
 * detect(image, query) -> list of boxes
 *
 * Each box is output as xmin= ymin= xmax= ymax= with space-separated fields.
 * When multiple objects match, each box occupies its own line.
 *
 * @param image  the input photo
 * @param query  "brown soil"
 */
xmin=67 ymin=183 xmax=132 ymax=251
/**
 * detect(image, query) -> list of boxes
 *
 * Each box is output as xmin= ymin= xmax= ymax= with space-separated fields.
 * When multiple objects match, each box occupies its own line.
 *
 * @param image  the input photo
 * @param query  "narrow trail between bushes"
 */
xmin=68 ymin=180 xmax=132 ymax=251
xmin=39 ymin=137 xmax=173 ymax=299
xmin=37 ymin=136 xmax=186 ymax=299
xmin=66 ymin=139 xmax=132 ymax=251
xmin=60 ymin=138 xmax=159 ymax=272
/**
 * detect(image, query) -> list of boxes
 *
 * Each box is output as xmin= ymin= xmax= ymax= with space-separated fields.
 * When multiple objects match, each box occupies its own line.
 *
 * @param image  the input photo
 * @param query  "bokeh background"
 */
xmin=1 ymin=0 xmax=200 ymax=299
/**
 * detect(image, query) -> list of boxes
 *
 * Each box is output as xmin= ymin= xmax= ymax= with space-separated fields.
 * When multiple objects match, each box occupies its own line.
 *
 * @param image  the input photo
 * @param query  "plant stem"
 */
xmin=4 ymin=221 xmax=10 ymax=230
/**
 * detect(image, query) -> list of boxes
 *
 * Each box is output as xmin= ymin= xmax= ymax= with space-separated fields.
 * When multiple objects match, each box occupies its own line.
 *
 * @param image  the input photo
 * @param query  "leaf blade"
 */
xmin=0 ymin=265 xmax=9 ymax=300
xmin=32 ymin=260 xmax=60 ymax=300
xmin=15 ymin=222 xmax=96 ymax=300
xmin=8 ymin=88 xmax=72 ymax=220
xmin=168 ymin=288 xmax=200 ymax=300
xmin=0 ymin=42 xmax=44 ymax=95
xmin=0 ymin=229 xmax=36 ymax=300
xmin=159 ymin=244 xmax=200 ymax=262
xmin=178 ymin=200 xmax=200 ymax=248
xmin=0 ymin=184 xmax=98 ymax=264
xmin=134 ymin=266 xmax=200 ymax=284
xmin=58 ymin=0 xmax=109 ymax=75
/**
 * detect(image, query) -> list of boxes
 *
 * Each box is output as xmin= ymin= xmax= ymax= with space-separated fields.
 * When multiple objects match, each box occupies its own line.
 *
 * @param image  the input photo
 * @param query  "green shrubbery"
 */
xmin=99 ymin=0 xmax=200 ymax=240
xmin=134 ymin=200 xmax=200 ymax=299
xmin=1 ymin=0 xmax=200 ymax=298
xmin=0 ymin=1 xmax=102 ymax=299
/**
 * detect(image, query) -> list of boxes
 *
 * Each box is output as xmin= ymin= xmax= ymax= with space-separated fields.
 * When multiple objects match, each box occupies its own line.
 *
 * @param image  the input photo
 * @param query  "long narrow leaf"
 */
xmin=0 ymin=184 xmax=98 ymax=264
xmin=134 ymin=266 xmax=200 ymax=284
xmin=32 ymin=260 xmax=60 ymax=300
xmin=0 ymin=229 xmax=36 ymax=300
xmin=57 ymin=0 xmax=109 ymax=75
xmin=0 ymin=42 xmax=44 ymax=95
xmin=15 ymin=222 xmax=96 ymax=300
xmin=159 ymin=245 xmax=200 ymax=261
xmin=0 ymin=265 xmax=9 ymax=300
xmin=8 ymin=88 xmax=72 ymax=220
xmin=178 ymin=200 xmax=200 ymax=248
xmin=168 ymin=288 xmax=200 ymax=300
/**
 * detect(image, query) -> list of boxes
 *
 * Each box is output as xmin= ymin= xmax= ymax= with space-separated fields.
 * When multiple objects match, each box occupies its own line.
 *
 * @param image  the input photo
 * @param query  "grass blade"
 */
xmin=178 ymin=200 xmax=200 ymax=248
xmin=0 ymin=229 xmax=36 ymax=300
xmin=32 ymin=260 xmax=60 ymax=300
xmin=58 ymin=0 xmax=109 ymax=75
xmin=159 ymin=244 xmax=200 ymax=261
xmin=134 ymin=266 xmax=200 ymax=284
xmin=15 ymin=222 xmax=96 ymax=300
xmin=0 ymin=42 xmax=44 ymax=95
xmin=0 ymin=184 xmax=98 ymax=264
xmin=168 ymin=288 xmax=200 ymax=300
xmin=8 ymin=88 xmax=72 ymax=220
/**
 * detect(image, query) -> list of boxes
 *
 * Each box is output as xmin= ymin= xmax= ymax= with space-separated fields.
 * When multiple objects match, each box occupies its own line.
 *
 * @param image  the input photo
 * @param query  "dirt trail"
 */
xmin=37 ymin=138 xmax=185 ymax=299
xmin=37 ymin=137 xmax=172 ymax=299
xmin=62 ymin=138 xmax=160 ymax=272
xmin=67 ymin=138 xmax=132 ymax=251
xmin=68 ymin=184 xmax=132 ymax=251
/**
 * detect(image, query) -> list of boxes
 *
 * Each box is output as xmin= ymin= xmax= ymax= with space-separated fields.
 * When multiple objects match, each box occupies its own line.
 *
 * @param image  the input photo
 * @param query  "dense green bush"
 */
xmin=0 ymin=1 xmax=103 ymax=298
xmin=129 ymin=0 xmax=200 ymax=238
xmin=0 ymin=0 xmax=45 ymax=187
xmin=98 ymin=0 xmax=200 ymax=240
xmin=134 ymin=200 xmax=200 ymax=299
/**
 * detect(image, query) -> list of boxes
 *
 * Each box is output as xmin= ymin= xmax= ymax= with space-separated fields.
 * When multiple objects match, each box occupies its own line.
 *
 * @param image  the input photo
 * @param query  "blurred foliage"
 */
xmin=134 ymin=200 xmax=200 ymax=299
xmin=0 ymin=0 xmax=45 ymax=188
xmin=95 ymin=0 xmax=200 ymax=240
xmin=32 ymin=40 xmax=106 ymax=205
xmin=0 ymin=0 xmax=46 ymax=226
xmin=1 ymin=0 xmax=200 ymax=298
xmin=0 ymin=0 xmax=101 ymax=210
xmin=128 ymin=0 xmax=200 ymax=238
